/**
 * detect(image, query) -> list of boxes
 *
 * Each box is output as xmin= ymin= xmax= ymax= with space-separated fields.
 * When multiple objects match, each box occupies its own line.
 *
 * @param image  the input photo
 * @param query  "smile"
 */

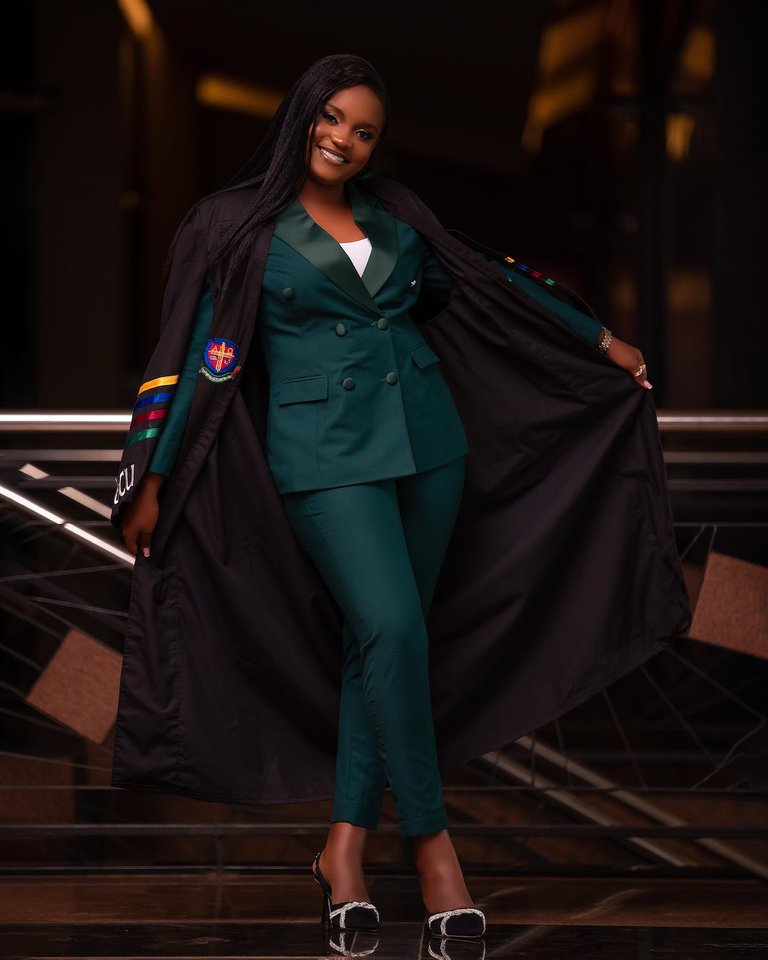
xmin=318 ymin=146 xmax=348 ymax=165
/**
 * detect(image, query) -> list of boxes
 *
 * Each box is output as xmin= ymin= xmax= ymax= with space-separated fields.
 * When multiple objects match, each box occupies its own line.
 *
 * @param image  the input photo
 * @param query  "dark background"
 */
xmin=3 ymin=0 xmax=766 ymax=411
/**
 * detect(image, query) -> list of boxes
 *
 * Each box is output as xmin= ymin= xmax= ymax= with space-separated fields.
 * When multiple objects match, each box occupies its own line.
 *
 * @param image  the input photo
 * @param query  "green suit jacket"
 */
xmin=149 ymin=181 xmax=602 ymax=492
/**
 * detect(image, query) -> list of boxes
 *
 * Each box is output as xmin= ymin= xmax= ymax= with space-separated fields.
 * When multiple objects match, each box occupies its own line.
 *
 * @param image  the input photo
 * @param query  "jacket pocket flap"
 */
xmin=277 ymin=375 xmax=328 ymax=405
xmin=410 ymin=342 xmax=441 ymax=369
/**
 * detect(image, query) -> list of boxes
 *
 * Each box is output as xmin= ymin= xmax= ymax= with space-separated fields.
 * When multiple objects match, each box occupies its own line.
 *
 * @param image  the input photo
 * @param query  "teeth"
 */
xmin=320 ymin=147 xmax=346 ymax=163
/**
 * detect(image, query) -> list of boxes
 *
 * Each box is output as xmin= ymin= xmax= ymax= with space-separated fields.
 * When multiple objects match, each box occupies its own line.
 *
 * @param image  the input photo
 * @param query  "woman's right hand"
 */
xmin=121 ymin=472 xmax=165 ymax=557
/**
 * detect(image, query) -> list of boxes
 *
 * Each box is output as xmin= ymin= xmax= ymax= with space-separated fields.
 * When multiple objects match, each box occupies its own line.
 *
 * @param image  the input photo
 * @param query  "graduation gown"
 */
xmin=110 ymin=176 xmax=691 ymax=805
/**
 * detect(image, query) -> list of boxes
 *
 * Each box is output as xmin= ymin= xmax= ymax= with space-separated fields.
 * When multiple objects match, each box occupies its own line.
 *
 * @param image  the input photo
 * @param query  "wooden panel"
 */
xmin=26 ymin=629 xmax=122 ymax=743
xmin=690 ymin=552 xmax=768 ymax=658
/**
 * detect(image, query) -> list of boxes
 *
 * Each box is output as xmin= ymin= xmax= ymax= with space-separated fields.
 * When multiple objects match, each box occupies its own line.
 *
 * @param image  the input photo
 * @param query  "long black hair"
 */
xmin=164 ymin=53 xmax=390 ymax=296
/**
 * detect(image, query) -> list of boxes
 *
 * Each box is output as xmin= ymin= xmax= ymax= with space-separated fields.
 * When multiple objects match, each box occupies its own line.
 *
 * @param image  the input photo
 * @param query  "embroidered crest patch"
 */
xmin=201 ymin=337 xmax=240 ymax=383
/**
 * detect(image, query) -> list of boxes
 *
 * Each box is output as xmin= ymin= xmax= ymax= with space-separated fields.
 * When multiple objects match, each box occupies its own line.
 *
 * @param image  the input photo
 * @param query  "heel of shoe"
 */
xmin=311 ymin=847 xmax=381 ymax=931
xmin=321 ymin=888 xmax=331 ymax=927
xmin=312 ymin=850 xmax=333 ymax=927
xmin=312 ymin=850 xmax=330 ymax=893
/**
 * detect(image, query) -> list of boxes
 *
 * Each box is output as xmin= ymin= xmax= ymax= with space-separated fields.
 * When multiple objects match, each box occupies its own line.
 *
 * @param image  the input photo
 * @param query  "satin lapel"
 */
xmin=272 ymin=196 xmax=380 ymax=314
xmin=347 ymin=181 xmax=398 ymax=298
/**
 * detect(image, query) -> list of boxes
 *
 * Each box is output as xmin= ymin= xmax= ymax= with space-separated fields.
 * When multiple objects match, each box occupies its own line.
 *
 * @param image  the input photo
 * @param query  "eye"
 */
xmin=322 ymin=111 xmax=338 ymax=124
xmin=356 ymin=130 xmax=374 ymax=141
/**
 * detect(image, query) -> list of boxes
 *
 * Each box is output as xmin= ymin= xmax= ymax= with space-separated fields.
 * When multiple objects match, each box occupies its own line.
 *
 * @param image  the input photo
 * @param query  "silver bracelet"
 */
xmin=596 ymin=327 xmax=613 ymax=354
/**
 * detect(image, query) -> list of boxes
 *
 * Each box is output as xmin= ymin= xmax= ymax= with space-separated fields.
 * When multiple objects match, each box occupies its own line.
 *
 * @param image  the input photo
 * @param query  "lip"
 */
xmin=318 ymin=145 xmax=348 ymax=165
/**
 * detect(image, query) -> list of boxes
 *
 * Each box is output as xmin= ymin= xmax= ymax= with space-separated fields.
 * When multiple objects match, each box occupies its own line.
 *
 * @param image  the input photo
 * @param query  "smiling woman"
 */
xmin=301 ymin=86 xmax=386 ymax=240
xmin=110 ymin=52 xmax=688 ymax=943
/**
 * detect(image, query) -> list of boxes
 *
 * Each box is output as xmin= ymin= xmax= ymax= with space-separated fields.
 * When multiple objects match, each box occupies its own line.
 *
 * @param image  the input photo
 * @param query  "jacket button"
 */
xmin=282 ymin=287 xmax=295 ymax=300
xmin=376 ymin=317 xmax=389 ymax=330
xmin=342 ymin=377 xmax=356 ymax=390
xmin=385 ymin=371 xmax=399 ymax=385
xmin=335 ymin=322 xmax=347 ymax=337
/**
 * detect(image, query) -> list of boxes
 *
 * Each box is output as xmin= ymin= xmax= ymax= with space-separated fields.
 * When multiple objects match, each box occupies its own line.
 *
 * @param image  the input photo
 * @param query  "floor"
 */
xmin=0 ymin=873 xmax=766 ymax=958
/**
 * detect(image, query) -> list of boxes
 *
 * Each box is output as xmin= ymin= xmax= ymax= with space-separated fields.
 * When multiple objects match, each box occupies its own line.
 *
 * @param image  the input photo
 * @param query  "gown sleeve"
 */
xmin=488 ymin=259 xmax=603 ymax=345
xmin=420 ymin=242 xmax=603 ymax=346
xmin=148 ymin=273 xmax=214 ymax=478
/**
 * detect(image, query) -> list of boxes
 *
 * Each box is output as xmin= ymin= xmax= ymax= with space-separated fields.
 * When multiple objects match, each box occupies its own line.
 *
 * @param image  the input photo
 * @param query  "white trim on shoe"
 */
xmin=330 ymin=900 xmax=381 ymax=929
xmin=427 ymin=907 xmax=486 ymax=936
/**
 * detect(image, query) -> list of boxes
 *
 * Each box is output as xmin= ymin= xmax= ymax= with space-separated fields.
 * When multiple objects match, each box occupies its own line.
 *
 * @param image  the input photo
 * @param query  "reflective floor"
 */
xmin=0 ymin=874 xmax=766 ymax=959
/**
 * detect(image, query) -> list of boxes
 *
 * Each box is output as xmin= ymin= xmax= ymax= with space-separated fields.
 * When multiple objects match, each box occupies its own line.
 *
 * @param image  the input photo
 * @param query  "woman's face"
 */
xmin=305 ymin=84 xmax=385 ymax=188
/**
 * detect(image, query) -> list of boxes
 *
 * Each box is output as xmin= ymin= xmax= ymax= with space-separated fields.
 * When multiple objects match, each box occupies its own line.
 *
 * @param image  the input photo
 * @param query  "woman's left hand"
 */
xmin=605 ymin=336 xmax=652 ymax=389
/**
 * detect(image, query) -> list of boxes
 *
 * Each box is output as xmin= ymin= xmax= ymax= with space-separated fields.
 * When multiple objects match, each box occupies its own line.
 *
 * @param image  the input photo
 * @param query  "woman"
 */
xmin=112 ymin=54 xmax=689 ymax=939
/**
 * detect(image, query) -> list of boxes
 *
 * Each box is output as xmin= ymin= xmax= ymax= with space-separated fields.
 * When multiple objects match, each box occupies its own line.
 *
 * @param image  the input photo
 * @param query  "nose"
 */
xmin=330 ymin=128 xmax=351 ymax=147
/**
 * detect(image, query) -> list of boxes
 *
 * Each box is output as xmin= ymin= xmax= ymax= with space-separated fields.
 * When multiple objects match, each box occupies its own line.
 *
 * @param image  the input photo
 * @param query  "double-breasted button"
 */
xmin=385 ymin=371 xmax=399 ymax=385
xmin=376 ymin=317 xmax=390 ymax=330
xmin=282 ymin=287 xmax=295 ymax=300
xmin=335 ymin=322 xmax=347 ymax=337
xmin=342 ymin=377 xmax=356 ymax=390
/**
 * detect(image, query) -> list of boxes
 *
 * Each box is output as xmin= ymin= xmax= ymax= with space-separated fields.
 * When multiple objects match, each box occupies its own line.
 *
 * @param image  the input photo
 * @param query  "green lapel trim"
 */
xmin=272 ymin=181 xmax=398 ymax=313
xmin=347 ymin=180 xmax=398 ymax=298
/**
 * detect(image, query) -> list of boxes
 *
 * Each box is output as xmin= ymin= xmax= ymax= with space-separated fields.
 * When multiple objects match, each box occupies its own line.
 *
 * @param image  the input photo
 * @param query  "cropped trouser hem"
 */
xmin=331 ymin=797 xmax=382 ymax=831
xmin=330 ymin=803 xmax=449 ymax=837
xmin=397 ymin=806 xmax=450 ymax=838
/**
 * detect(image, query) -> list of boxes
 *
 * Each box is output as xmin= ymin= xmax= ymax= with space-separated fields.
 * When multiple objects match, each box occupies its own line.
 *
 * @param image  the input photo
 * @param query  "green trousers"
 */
xmin=281 ymin=455 xmax=466 ymax=837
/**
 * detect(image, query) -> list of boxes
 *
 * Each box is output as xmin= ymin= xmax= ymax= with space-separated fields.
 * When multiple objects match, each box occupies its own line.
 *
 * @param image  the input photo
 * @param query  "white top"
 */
xmin=339 ymin=237 xmax=372 ymax=276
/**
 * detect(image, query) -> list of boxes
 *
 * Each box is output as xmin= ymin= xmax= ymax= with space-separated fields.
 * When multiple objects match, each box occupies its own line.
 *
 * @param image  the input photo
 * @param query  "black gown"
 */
xmin=109 ymin=176 xmax=691 ymax=805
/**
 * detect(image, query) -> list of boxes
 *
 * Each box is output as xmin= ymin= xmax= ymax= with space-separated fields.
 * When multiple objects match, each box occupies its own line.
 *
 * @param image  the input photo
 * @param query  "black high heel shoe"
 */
xmin=424 ymin=907 xmax=486 ymax=938
xmin=311 ymin=849 xmax=381 ymax=930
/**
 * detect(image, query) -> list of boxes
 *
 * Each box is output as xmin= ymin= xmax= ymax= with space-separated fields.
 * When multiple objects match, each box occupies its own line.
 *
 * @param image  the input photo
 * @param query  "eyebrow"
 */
xmin=326 ymin=102 xmax=379 ymax=133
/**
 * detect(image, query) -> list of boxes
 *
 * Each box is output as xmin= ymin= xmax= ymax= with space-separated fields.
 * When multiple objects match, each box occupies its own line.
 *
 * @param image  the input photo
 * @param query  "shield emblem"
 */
xmin=203 ymin=338 xmax=239 ymax=381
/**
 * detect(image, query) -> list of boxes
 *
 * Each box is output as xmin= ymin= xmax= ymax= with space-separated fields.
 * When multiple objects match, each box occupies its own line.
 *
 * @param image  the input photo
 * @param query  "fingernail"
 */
xmin=143 ymin=547 xmax=150 ymax=557
xmin=643 ymin=380 xmax=653 ymax=389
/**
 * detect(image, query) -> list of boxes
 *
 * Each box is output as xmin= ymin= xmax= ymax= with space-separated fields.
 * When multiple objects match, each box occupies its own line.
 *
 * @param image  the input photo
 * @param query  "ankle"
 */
xmin=413 ymin=830 xmax=461 ymax=872
xmin=326 ymin=822 xmax=368 ymax=857
xmin=319 ymin=822 xmax=369 ymax=891
xmin=411 ymin=832 xmax=475 ymax=913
